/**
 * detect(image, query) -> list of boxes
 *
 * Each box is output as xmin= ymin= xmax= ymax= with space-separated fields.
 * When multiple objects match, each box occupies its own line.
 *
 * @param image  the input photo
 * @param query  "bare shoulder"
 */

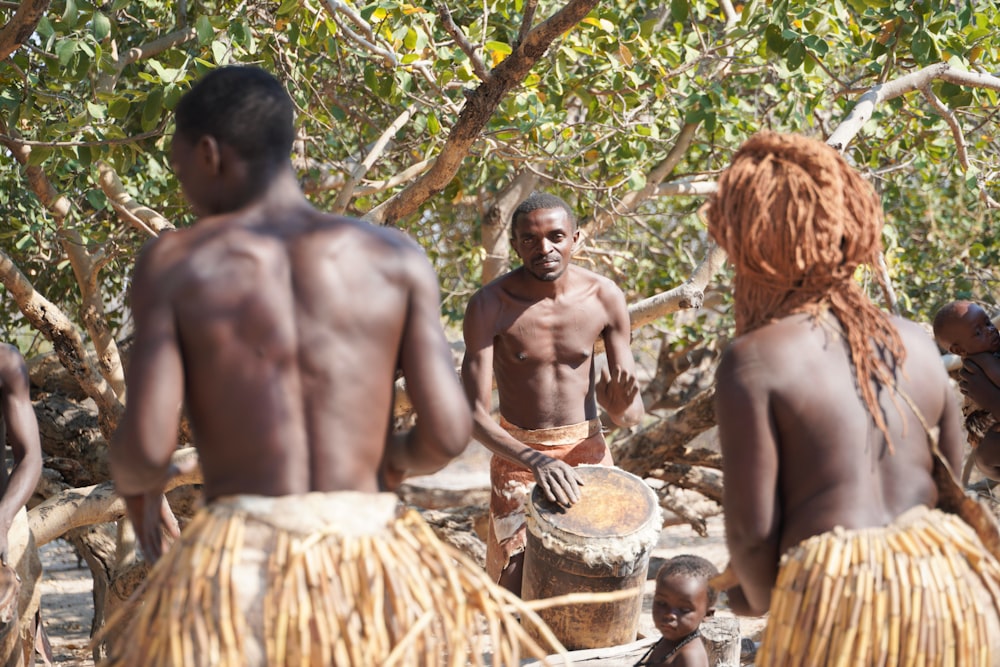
xmin=569 ymin=264 xmax=621 ymax=292
xmin=311 ymin=214 xmax=433 ymax=277
xmin=0 ymin=343 xmax=26 ymax=384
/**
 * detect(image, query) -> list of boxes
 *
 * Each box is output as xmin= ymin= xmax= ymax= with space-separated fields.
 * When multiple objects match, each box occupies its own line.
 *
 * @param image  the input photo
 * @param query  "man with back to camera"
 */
xmin=104 ymin=65 xmax=561 ymax=666
xmin=462 ymin=192 xmax=645 ymax=595
xmin=708 ymin=131 xmax=1000 ymax=664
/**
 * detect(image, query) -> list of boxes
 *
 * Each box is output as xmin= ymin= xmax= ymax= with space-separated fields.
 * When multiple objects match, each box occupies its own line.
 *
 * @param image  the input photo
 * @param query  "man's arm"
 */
xmin=714 ymin=338 xmax=780 ymax=616
xmin=460 ymin=290 xmax=583 ymax=506
xmin=960 ymin=356 xmax=1000 ymax=421
xmin=597 ymin=282 xmax=644 ymax=427
xmin=382 ymin=247 xmax=471 ymax=482
xmin=0 ymin=345 xmax=42 ymax=562
xmin=109 ymin=239 xmax=184 ymax=561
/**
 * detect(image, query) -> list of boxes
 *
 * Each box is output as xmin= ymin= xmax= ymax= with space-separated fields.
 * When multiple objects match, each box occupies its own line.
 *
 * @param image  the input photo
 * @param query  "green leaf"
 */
xmin=195 ymin=16 xmax=214 ymax=45
xmin=786 ymin=41 xmax=805 ymax=70
xmin=108 ymin=97 xmax=130 ymax=119
xmin=765 ymin=24 xmax=790 ymax=54
xmin=92 ymin=12 xmax=111 ymax=41
xmin=61 ymin=0 xmax=79 ymax=28
xmin=427 ymin=112 xmax=440 ymax=136
xmin=142 ymin=88 xmax=164 ymax=131
xmin=86 ymin=101 xmax=106 ymax=119
xmin=86 ymin=189 xmax=108 ymax=210
xmin=276 ymin=0 xmax=299 ymax=16
xmin=671 ymin=0 xmax=689 ymax=23
xmin=56 ymin=39 xmax=78 ymax=67
xmin=912 ymin=30 xmax=933 ymax=63
xmin=211 ymin=41 xmax=229 ymax=65
xmin=484 ymin=41 xmax=513 ymax=55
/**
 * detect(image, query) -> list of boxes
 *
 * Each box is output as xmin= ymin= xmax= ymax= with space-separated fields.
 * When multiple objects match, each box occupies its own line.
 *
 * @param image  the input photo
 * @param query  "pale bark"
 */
xmin=481 ymin=170 xmax=540 ymax=283
xmin=28 ymin=448 xmax=201 ymax=547
xmin=96 ymin=161 xmax=174 ymax=236
xmin=0 ymin=121 xmax=127 ymax=423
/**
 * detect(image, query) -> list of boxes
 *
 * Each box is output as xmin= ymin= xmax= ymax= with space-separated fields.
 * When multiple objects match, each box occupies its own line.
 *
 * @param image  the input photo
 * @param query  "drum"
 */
xmin=522 ymin=465 xmax=662 ymax=650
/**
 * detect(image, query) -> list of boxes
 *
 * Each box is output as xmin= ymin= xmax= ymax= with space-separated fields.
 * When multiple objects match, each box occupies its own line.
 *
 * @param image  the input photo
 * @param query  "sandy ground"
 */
xmin=33 ymin=442 xmax=761 ymax=666
xmin=38 ymin=540 xmax=96 ymax=665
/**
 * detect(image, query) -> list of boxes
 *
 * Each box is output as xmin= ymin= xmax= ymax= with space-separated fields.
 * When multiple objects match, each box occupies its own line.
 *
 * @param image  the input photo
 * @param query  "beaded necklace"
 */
xmin=633 ymin=629 xmax=701 ymax=666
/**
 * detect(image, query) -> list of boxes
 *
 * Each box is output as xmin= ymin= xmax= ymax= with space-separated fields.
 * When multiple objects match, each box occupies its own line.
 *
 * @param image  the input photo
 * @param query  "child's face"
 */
xmin=652 ymin=573 xmax=711 ymax=641
xmin=941 ymin=304 xmax=1000 ymax=356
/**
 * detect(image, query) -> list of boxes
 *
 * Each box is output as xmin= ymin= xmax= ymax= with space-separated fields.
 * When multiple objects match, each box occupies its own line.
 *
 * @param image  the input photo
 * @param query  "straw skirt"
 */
xmin=99 ymin=491 xmax=565 ymax=666
xmin=756 ymin=505 xmax=1000 ymax=666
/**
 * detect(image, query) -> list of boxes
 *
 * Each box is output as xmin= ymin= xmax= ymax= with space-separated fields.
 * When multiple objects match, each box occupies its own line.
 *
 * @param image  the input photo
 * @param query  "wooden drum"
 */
xmin=522 ymin=465 xmax=662 ymax=650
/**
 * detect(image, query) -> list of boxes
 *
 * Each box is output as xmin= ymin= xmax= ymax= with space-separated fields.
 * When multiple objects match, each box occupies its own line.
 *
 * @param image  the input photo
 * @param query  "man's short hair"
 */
xmin=175 ymin=66 xmax=295 ymax=167
xmin=511 ymin=192 xmax=576 ymax=238
xmin=657 ymin=554 xmax=720 ymax=607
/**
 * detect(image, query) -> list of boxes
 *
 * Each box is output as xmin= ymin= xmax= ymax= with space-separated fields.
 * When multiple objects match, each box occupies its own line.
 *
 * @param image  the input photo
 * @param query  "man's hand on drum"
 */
xmin=528 ymin=452 xmax=583 ymax=507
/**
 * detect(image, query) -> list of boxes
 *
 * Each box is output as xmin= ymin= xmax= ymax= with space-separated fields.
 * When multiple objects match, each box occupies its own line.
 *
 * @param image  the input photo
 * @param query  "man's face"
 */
xmin=942 ymin=303 xmax=1000 ymax=356
xmin=512 ymin=207 xmax=579 ymax=282
xmin=652 ymin=573 xmax=712 ymax=641
xmin=169 ymin=131 xmax=215 ymax=217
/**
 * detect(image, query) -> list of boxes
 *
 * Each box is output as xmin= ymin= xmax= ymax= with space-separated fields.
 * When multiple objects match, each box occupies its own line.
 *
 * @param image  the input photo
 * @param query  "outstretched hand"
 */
xmin=528 ymin=452 xmax=584 ymax=507
xmin=125 ymin=492 xmax=180 ymax=564
xmin=596 ymin=365 xmax=639 ymax=417
xmin=122 ymin=458 xmax=195 ymax=563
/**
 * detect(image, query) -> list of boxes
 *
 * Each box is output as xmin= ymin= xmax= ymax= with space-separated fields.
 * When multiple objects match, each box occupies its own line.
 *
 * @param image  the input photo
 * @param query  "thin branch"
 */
xmin=332 ymin=106 xmax=418 ymax=213
xmin=516 ymin=0 xmax=538 ymax=47
xmin=318 ymin=0 xmax=398 ymax=67
xmin=96 ymin=161 xmax=174 ymax=237
xmin=921 ymin=85 xmax=970 ymax=169
xmin=438 ymin=4 xmax=491 ymax=83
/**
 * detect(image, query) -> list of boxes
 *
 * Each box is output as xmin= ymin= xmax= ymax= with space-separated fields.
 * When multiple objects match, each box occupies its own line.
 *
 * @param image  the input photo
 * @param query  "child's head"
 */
xmin=933 ymin=300 xmax=1000 ymax=356
xmin=652 ymin=555 xmax=718 ymax=641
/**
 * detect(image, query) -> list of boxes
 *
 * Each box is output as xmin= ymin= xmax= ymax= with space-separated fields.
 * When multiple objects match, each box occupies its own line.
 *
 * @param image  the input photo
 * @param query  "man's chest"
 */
xmin=494 ymin=304 xmax=604 ymax=366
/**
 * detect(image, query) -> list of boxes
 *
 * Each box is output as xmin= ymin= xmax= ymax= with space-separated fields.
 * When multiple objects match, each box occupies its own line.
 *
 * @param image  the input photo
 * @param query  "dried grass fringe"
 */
xmin=756 ymin=506 xmax=1000 ymax=666
xmin=97 ymin=505 xmax=568 ymax=666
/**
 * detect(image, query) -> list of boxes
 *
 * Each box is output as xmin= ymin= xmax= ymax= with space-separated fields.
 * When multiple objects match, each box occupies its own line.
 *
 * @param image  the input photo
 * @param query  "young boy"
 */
xmin=932 ymin=300 xmax=1000 ymax=479
xmin=634 ymin=555 xmax=718 ymax=667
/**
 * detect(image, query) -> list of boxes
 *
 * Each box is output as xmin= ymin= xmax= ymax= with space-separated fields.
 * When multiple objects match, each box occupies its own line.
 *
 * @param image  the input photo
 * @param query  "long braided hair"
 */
xmin=706 ymin=132 xmax=904 ymax=445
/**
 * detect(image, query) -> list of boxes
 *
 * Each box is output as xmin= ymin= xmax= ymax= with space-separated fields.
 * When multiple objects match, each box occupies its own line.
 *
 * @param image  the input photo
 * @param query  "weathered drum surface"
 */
xmin=523 ymin=465 xmax=661 ymax=651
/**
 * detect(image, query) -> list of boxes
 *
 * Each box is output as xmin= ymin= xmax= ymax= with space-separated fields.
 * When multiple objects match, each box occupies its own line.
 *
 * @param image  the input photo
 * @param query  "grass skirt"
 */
xmin=756 ymin=505 xmax=1000 ymax=666
xmin=98 ymin=492 xmax=566 ymax=666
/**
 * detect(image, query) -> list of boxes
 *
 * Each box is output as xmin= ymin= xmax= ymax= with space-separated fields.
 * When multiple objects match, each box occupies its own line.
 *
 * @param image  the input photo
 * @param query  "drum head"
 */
xmin=529 ymin=465 xmax=657 ymax=539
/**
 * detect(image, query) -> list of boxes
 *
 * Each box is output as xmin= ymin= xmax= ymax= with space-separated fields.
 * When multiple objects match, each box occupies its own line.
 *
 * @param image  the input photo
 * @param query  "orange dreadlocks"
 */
xmin=707 ymin=131 xmax=905 ymax=445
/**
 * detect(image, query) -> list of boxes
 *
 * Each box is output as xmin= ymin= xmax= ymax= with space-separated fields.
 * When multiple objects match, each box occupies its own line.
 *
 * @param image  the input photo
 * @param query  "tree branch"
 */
xmin=0 ymin=0 xmax=50 ymax=61
xmin=364 ymin=0 xmax=600 ymax=225
xmin=438 ymin=3 xmax=491 ymax=83
xmin=29 ymin=448 xmax=201 ymax=547
xmin=96 ymin=161 xmax=174 ymax=237
xmin=332 ymin=106 xmax=417 ymax=214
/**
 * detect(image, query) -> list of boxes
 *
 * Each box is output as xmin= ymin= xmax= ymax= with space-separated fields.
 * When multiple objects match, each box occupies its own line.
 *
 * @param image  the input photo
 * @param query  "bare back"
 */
xmin=716 ymin=310 xmax=963 ymax=609
xmin=123 ymin=205 xmax=451 ymax=501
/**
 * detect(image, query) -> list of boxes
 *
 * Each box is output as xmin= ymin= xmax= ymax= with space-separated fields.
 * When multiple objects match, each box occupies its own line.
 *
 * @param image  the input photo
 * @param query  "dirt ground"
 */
xmin=32 ymin=442 xmax=762 ymax=666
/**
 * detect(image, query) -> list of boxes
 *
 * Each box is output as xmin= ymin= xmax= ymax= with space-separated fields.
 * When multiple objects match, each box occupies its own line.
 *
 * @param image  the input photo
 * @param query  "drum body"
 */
xmin=522 ymin=465 xmax=662 ymax=650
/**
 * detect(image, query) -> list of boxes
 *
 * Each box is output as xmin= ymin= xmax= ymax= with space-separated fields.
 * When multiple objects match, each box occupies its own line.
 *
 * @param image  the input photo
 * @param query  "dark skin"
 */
xmin=461 ymin=205 xmax=644 ymax=592
xmin=936 ymin=301 xmax=1000 ymax=479
xmin=111 ymin=122 xmax=471 ymax=563
xmin=646 ymin=573 xmax=713 ymax=666
xmin=0 ymin=344 xmax=42 ymax=565
xmin=716 ymin=310 xmax=963 ymax=616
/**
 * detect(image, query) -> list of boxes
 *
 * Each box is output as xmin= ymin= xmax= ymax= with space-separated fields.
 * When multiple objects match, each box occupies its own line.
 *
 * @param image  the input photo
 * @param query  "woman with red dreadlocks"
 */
xmin=708 ymin=132 xmax=1000 ymax=664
